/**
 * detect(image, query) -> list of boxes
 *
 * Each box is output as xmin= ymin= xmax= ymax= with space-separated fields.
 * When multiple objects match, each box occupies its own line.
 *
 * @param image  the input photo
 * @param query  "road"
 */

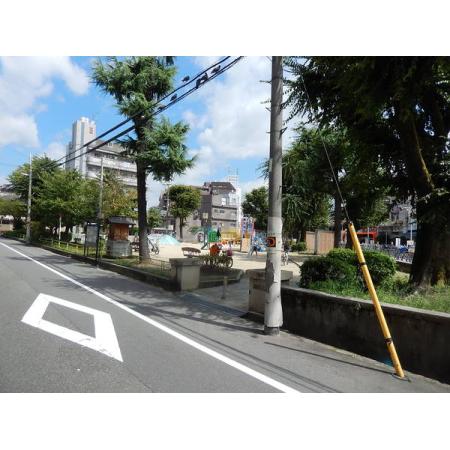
xmin=0 ymin=237 xmax=448 ymax=393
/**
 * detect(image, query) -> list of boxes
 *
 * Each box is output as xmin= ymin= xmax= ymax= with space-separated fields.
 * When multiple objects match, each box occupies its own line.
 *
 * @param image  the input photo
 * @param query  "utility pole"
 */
xmin=95 ymin=156 xmax=104 ymax=265
xmin=25 ymin=152 xmax=32 ymax=243
xmin=264 ymin=56 xmax=283 ymax=335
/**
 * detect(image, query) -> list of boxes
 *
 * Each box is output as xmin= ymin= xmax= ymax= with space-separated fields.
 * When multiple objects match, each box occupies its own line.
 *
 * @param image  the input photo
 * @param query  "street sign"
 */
xmin=86 ymin=223 xmax=98 ymax=246
xmin=266 ymin=236 xmax=276 ymax=248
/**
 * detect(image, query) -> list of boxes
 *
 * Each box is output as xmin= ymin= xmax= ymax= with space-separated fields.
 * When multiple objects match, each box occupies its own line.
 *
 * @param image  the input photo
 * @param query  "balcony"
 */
xmin=87 ymin=155 xmax=136 ymax=172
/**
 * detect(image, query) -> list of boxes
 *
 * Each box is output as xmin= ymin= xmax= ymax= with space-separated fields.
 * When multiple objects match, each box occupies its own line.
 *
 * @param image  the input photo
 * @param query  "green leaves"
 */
xmin=242 ymin=187 xmax=268 ymax=230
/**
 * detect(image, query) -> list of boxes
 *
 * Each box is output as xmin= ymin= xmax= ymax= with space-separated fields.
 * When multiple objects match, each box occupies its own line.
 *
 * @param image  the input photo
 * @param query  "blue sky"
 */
xmin=0 ymin=56 xmax=294 ymax=205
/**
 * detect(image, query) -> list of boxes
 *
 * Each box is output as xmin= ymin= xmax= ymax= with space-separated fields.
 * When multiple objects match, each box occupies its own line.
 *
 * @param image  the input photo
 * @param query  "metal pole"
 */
xmin=264 ymin=56 xmax=283 ymax=335
xmin=95 ymin=157 xmax=104 ymax=265
xmin=58 ymin=214 xmax=62 ymax=242
xmin=165 ymin=183 xmax=171 ymax=235
xmin=348 ymin=222 xmax=405 ymax=379
xmin=25 ymin=152 xmax=32 ymax=243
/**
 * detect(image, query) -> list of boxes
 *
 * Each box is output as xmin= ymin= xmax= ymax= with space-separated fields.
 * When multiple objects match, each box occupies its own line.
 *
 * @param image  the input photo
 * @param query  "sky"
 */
xmin=0 ymin=56 xmax=297 ymax=206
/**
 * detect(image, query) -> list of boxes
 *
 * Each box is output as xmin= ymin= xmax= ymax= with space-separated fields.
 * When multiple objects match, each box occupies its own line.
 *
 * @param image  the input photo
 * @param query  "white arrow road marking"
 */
xmin=22 ymin=293 xmax=123 ymax=362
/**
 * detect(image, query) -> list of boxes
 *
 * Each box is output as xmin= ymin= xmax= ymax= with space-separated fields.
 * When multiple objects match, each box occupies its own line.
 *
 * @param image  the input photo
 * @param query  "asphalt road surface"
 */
xmin=0 ymin=237 xmax=449 ymax=393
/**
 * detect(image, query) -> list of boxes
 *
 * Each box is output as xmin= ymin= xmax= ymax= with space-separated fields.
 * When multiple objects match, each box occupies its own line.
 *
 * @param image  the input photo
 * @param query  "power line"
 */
xmin=59 ymin=56 xmax=244 ymax=169
xmin=52 ymin=56 xmax=233 ymax=169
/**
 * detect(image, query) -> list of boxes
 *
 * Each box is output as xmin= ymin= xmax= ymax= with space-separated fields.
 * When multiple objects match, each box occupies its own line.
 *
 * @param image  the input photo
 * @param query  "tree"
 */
xmin=147 ymin=207 xmax=162 ymax=230
xmin=92 ymin=57 xmax=194 ymax=261
xmin=242 ymin=187 xmax=269 ymax=230
xmin=100 ymin=170 xmax=137 ymax=221
xmin=0 ymin=198 xmax=27 ymax=229
xmin=34 ymin=169 xmax=96 ymax=237
xmin=285 ymin=57 xmax=450 ymax=286
xmin=8 ymin=155 xmax=58 ymax=203
xmin=285 ymin=126 xmax=388 ymax=246
xmin=168 ymin=185 xmax=201 ymax=239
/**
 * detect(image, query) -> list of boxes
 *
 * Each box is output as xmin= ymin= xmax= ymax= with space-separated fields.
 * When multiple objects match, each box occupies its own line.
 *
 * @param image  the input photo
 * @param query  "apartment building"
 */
xmin=65 ymin=117 xmax=137 ymax=189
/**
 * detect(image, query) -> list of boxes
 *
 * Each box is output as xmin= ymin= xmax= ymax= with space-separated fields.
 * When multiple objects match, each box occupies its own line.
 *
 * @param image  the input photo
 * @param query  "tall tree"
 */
xmin=168 ymin=185 xmax=201 ymax=239
xmin=34 ymin=169 xmax=96 ymax=237
xmin=285 ymin=57 xmax=450 ymax=286
xmin=242 ymin=187 xmax=269 ymax=230
xmin=286 ymin=126 xmax=388 ymax=246
xmin=92 ymin=57 xmax=194 ymax=261
xmin=8 ymin=155 xmax=58 ymax=207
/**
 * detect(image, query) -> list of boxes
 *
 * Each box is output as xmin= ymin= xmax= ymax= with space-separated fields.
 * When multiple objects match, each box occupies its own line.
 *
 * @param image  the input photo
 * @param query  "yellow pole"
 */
xmin=348 ymin=222 xmax=405 ymax=379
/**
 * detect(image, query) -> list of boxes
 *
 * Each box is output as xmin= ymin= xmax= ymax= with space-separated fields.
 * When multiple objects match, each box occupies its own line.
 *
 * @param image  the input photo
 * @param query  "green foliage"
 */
xmin=92 ymin=57 xmax=194 ymax=182
xmin=1 ymin=229 xmax=25 ymax=239
xmin=169 ymin=185 xmax=201 ymax=238
xmin=0 ymin=198 xmax=27 ymax=229
xmin=284 ymin=57 xmax=450 ymax=285
xmin=300 ymin=248 xmax=396 ymax=289
xmin=291 ymin=241 xmax=306 ymax=252
xmin=199 ymin=254 xmax=233 ymax=270
xmin=242 ymin=187 xmax=268 ymax=230
xmin=8 ymin=156 xmax=58 ymax=201
xmin=327 ymin=248 xmax=396 ymax=286
xmin=299 ymin=256 xmax=356 ymax=288
xmin=147 ymin=207 xmax=162 ymax=229
xmin=101 ymin=170 xmax=137 ymax=220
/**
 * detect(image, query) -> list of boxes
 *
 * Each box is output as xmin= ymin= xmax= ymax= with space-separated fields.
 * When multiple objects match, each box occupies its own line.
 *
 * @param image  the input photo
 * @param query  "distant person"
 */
xmin=210 ymin=243 xmax=220 ymax=256
xmin=217 ymin=228 xmax=221 ymax=240
xmin=250 ymin=243 xmax=258 ymax=256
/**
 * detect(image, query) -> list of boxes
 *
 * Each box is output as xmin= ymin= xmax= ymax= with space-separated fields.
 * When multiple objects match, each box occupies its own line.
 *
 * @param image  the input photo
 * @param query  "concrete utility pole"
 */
xmin=264 ymin=56 xmax=284 ymax=335
xmin=25 ymin=152 xmax=32 ymax=243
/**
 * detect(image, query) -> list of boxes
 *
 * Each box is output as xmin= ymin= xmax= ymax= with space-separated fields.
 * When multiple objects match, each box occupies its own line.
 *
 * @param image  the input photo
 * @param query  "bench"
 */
xmin=182 ymin=247 xmax=201 ymax=258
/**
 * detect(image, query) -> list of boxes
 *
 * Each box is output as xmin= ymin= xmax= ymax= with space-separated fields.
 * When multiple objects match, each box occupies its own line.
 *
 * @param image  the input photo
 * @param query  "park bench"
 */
xmin=182 ymin=247 xmax=201 ymax=258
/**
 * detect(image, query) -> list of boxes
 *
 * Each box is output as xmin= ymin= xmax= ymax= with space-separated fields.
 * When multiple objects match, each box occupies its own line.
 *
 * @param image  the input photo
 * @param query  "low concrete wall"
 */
xmin=397 ymin=261 xmax=412 ymax=273
xmin=280 ymin=286 xmax=450 ymax=384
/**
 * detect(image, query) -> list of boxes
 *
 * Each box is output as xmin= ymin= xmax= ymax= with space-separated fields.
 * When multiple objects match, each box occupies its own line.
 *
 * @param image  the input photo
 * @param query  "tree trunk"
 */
xmin=179 ymin=218 xmax=183 ymax=240
xmin=136 ymin=163 xmax=150 ymax=261
xmin=410 ymin=202 xmax=450 ymax=286
xmin=334 ymin=193 xmax=342 ymax=248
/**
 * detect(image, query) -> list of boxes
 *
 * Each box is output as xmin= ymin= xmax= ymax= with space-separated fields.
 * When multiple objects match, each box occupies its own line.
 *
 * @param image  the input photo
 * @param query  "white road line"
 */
xmin=22 ymin=293 xmax=123 ymax=361
xmin=0 ymin=241 xmax=300 ymax=393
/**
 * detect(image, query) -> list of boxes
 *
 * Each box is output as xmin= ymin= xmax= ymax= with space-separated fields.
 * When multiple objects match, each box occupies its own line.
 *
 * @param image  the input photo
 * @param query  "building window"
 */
xmin=219 ymin=209 xmax=225 ymax=213
xmin=221 ymin=197 xmax=226 ymax=206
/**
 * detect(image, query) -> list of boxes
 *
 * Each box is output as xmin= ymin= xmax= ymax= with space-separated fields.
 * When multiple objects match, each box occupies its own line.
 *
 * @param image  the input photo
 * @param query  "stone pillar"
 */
xmin=247 ymin=268 xmax=293 ymax=316
xmin=170 ymin=257 xmax=202 ymax=291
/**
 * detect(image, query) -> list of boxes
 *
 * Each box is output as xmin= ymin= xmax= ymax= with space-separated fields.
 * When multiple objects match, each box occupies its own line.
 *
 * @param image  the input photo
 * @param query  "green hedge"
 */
xmin=299 ymin=256 xmax=356 ymax=288
xmin=328 ymin=248 xmax=396 ymax=286
xmin=291 ymin=241 xmax=307 ymax=252
xmin=300 ymin=248 xmax=396 ymax=288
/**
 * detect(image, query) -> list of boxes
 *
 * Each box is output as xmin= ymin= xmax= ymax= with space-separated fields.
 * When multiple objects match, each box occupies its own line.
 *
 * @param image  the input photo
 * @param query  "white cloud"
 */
xmin=42 ymin=141 xmax=66 ymax=160
xmin=192 ymin=56 xmax=295 ymax=160
xmin=193 ymin=56 xmax=221 ymax=69
xmin=240 ymin=178 xmax=268 ymax=196
xmin=0 ymin=57 xmax=89 ymax=150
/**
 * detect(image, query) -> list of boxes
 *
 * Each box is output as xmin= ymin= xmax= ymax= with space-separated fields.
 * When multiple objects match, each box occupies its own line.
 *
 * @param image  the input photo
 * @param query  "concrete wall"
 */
xmin=280 ymin=286 xmax=450 ymax=384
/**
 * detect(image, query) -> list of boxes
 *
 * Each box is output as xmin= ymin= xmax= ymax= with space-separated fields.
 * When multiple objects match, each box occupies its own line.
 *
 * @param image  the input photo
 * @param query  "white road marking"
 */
xmin=0 ymin=240 xmax=300 ymax=393
xmin=22 ymin=293 xmax=122 ymax=362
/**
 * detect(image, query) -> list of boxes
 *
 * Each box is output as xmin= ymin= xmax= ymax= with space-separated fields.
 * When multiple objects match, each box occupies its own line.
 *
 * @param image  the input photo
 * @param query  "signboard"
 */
xmin=266 ymin=236 xmax=276 ymax=248
xmin=86 ymin=223 xmax=98 ymax=246
xmin=208 ymin=230 xmax=218 ymax=243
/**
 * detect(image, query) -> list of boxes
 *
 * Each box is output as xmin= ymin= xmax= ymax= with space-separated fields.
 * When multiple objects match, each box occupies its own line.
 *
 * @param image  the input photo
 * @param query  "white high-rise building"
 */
xmin=65 ymin=117 xmax=137 ymax=189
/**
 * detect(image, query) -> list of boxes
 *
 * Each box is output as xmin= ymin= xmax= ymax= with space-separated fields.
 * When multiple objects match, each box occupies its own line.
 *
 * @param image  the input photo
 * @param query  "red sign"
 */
xmin=266 ymin=236 xmax=276 ymax=248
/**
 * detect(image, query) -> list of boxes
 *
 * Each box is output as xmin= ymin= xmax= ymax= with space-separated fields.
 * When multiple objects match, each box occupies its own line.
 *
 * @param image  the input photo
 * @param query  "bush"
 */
xmin=1 ymin=229 xmax=25 ymax=239
xmin=291 ymin=241 xmax=307 ymax=252
xmin=299 ymin=256 xmax=357 ymax=288
xmin=327 ymin=248 xmax=396 ymax=286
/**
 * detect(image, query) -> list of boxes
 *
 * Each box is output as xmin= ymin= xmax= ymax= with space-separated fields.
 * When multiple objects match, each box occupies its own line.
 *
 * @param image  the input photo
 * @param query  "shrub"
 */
xmin=291 ymin=241 xmax=307 ymax=252
xmin=327 ymin=247 xmax=396 ymax=286
xmin=299 ymin=256 xmax=357 ymax=288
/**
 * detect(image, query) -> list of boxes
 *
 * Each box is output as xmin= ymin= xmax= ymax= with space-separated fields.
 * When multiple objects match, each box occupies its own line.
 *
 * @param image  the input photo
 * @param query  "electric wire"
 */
xmin=59 ymin=57 xmax=243 ymax=169
xmin=51 ymin=56 xmax=233 ymax=169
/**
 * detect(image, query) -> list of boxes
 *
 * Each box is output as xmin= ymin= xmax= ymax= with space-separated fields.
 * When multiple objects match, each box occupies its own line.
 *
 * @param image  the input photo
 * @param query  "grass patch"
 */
xmin=103 ymin=256 xmax=172 ymax=279
xmin=307 ymin=275 xmax=450 ymax=314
